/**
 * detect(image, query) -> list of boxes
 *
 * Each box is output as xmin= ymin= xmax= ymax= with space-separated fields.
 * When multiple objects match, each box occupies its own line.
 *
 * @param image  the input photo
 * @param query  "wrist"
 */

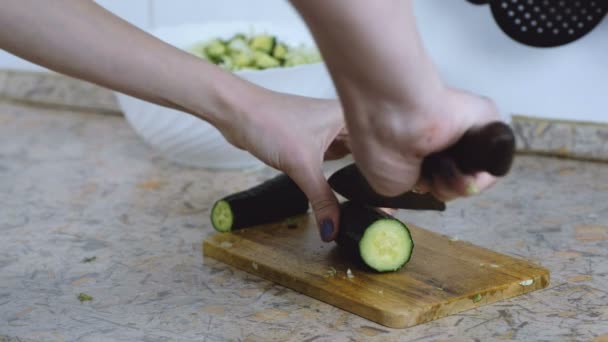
xmin=164 ymin=57 xmax=261 ymax=143
xmin=343 ymin=80 xmax=454 ymax=161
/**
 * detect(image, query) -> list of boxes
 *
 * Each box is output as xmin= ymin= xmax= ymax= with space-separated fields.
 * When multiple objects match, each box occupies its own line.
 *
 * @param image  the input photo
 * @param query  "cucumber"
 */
xmin=189 ymin=33 xmax=321 ymax=71
xmin=203 ymin=39 xmax=227 ymax=64
xmin=336 ymin=201 xmax=414 ymax=272
xmin=211 ymin=174 xmax=309 ymax=232
xmin=283 ymin=52 xmax=307 ymax=67
xmin=272 ymin=43 xmax=288 ymax=60
xmin=231 ymin=52 xmax=254 ymax=69
xmin=252 ymin=51 xmax=280 ymax=69
xmin=249 ymin=34 xmax=276 ymax=53
xmin=328 ymin=164 xmax=445 ymax=210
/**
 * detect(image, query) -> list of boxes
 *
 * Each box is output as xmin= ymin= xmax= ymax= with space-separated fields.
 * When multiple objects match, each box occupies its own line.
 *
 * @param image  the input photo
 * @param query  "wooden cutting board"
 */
xmin=202 ymin=213 xmax=549 ymax=328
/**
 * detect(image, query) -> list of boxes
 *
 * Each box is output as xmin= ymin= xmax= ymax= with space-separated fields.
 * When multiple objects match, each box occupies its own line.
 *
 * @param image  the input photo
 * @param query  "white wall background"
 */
xmin=0 ymin=1 xmax=606 ymax=123
xmin=415 ymin=1 xmax=608 ymax=123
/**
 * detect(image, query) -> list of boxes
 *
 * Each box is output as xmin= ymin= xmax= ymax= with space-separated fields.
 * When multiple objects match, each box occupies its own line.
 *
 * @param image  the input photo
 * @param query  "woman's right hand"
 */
xmin=343 ymin=86 xmax=502 ymax=202
xmin=290 ymin=0 xmax=504 ymax=203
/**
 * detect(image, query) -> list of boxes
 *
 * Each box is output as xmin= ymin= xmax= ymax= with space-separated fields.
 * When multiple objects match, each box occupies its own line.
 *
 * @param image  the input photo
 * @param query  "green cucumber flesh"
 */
xmin=336 ymin=201 xmax=414 ymax=272
xmin=249 ymin=34 xmax=276 ymax=53
xmin=211 ymin=200 xmax=234 ymax=233
xmin=210 ymin=174 xmax=309 ymax=232
xmin=359 ymin=219 xmax=413 ymax=272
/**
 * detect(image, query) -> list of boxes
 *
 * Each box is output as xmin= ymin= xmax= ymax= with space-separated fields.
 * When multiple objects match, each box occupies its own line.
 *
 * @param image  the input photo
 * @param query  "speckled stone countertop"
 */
xmin=1 ymin=101 xmax=608 ymax=342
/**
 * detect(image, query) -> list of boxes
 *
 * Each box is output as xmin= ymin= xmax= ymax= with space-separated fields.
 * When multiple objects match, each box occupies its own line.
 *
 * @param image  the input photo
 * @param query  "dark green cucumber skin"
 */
xmin=216 ymin=174 xmax=309 ymax=231
xmin=336 ymin=201 xmax=414 ymax=272
xmin=328 ymin=164 xmax=445 ymax=211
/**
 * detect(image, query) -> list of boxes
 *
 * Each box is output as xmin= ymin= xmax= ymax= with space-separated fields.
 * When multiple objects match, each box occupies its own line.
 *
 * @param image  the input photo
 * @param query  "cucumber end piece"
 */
xmin=358 ymin=219 xmax=413 ymax=272
xmin=211 ymin=200 xmax=234 ymax=232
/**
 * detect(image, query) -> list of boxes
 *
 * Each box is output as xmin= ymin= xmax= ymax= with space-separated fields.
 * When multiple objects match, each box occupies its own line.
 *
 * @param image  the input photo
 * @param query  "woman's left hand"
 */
xmin=219 ymin=88 xmax=349 ymax=242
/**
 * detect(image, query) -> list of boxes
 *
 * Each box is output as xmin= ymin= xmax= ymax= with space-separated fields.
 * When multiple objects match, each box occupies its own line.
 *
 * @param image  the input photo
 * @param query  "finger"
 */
xmin=357 ymin=155 xmax=420 ymax=197
xmin=468 ymin=172 xmax=498 ymax=193
xmin=289 ymin=166 xmax=341 ymax=242
xmin=430 ymin=168 xmax=498 ymax=201
xmin=412 ymin=179 xmax=432 ymax=194
xmin=430 ymin=174 xmax=461 ymax=202
xmin=428 ymin=158 xmax=464 ymax=201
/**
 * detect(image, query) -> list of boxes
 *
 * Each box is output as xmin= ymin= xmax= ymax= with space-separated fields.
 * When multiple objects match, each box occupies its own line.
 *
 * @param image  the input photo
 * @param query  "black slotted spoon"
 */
xmin=467 ymin=0 xmax=608 ymax=47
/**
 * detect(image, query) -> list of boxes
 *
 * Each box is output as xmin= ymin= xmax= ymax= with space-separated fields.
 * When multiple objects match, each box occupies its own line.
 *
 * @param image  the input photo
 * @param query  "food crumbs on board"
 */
xmin=473 ymin=293 xmax=482 ymax=303
xmin=519 ymin=279 xmax=534 ymax=286
xmin=219 ymin=241 xmax=233 ymax=248
xmin=77 ymin=293 xmax=93 ymax=302
xmin=325 ymin=267 xmax=337 ymax=278
xmin=489 ymin=263 xmax=500 ymax=268
xmin=82 ymin=256 xmax=96 ymax=263
xmin=252 ymin=262 xmax=259 ymax=271
xmin=346 ymin=268 xmax=354 ymax=279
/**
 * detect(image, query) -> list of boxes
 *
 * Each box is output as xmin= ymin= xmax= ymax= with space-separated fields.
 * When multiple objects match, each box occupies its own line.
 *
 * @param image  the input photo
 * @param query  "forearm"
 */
xmin=0 ymin=0 xmax=256 ymax=130
xmin=291 ymin=0 xmax=444 ymax=117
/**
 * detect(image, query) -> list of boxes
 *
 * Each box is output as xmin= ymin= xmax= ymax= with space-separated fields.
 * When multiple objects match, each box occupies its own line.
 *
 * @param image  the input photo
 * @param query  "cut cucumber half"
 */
xmin=211 ymin=200 xmax=234 ymax=233
xmin=210 ymin=174 xmax=309 ymax=232
xmin=336 ymin=201 xmax=414 ymax=272
xmin=359 ymin=219 xmax=413 ymax=272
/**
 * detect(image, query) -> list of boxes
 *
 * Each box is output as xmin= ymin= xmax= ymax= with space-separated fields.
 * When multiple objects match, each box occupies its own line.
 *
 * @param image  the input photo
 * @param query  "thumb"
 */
xmin=289 ymin=166 xmax=340 ymax=242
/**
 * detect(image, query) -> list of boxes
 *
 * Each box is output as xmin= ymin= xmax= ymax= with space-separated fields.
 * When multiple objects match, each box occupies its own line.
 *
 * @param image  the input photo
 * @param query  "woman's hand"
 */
xmin=292 ymin=0 xmax=503 ymax=202
xmin=0 ymin=0 xmax=352 ymax=242
xmin=219 ymin=88 xmax=349 ymax=242
xmin=345 ymin=87 xmax=501 ymax=202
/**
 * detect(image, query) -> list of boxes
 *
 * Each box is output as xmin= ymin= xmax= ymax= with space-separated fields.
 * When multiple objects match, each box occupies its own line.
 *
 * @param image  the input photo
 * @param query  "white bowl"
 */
xmin=115 ymin=22 xmax=335 ymax=169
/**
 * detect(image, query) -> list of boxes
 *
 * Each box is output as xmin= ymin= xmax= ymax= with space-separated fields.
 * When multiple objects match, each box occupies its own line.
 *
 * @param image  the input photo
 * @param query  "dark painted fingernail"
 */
xmin=320 ymin=219 xmax=334 ymax=242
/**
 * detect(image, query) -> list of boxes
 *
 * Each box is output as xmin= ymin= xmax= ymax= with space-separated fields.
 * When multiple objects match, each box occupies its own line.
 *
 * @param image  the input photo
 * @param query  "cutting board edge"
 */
xmin=202 ymin=237 xmax=551 ymax=329
xmin=203 ymin=238 xmax=424 ymax=328
xmin=410 ymin=268 xmax=550 ymax=327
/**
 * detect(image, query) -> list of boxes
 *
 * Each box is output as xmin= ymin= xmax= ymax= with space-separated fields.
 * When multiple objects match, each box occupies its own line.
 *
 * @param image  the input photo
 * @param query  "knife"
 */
xmin=328 ymin=163 xmax=446 ymax=211
xmin=328 ymin=121 xmax=515 ymax=210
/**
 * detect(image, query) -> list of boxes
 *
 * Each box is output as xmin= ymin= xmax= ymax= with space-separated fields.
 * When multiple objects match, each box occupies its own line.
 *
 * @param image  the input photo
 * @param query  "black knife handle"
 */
xmin=421 ymin=121 xmax=515 ymax=178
